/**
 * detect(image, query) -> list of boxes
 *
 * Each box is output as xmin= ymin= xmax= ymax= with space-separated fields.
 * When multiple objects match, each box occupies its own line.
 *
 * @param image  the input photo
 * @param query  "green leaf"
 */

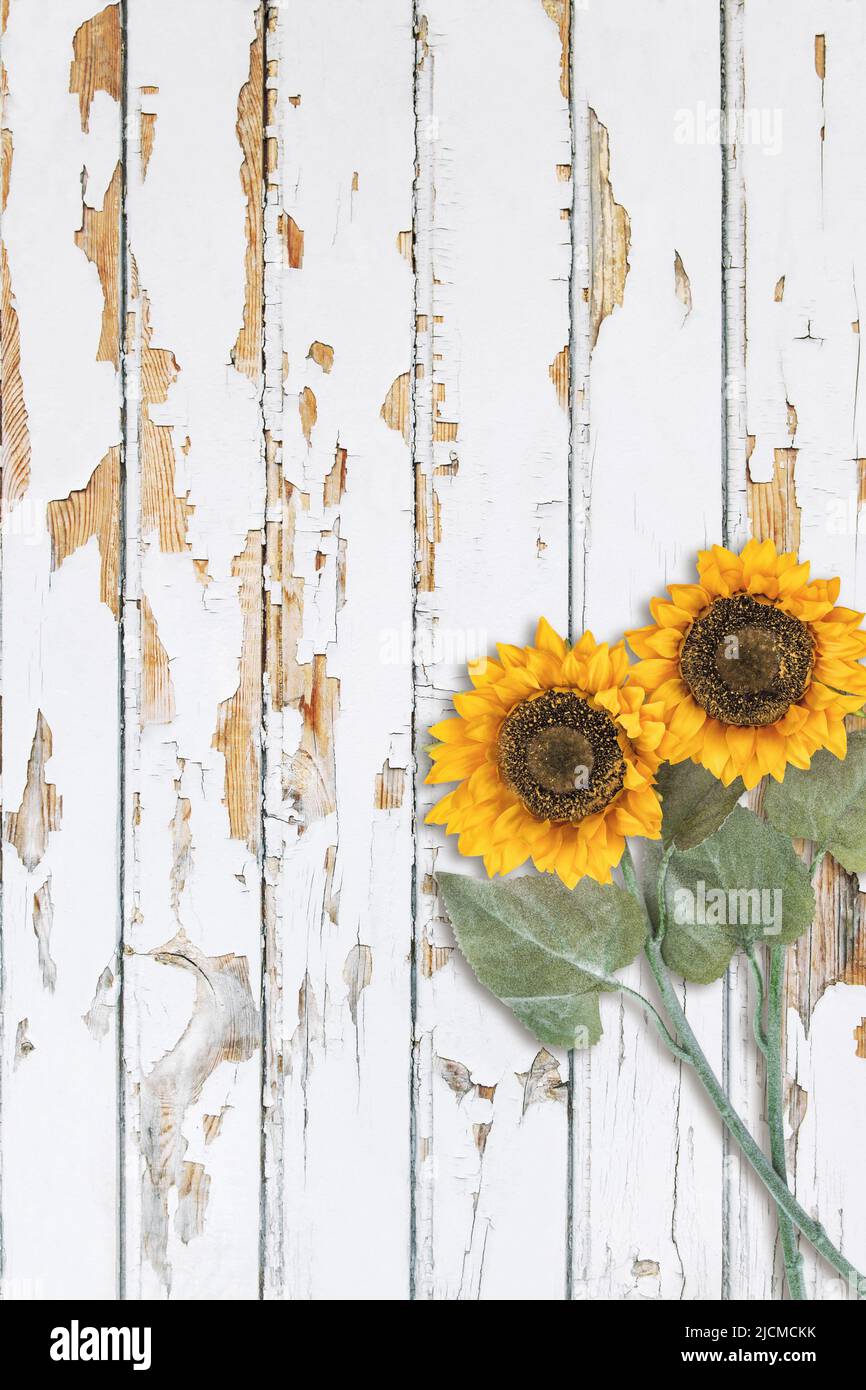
xmin=764 ymin=731 xmax=866 ymax=873
xmin=660 ymin=806 xmax=815 ymax=983
xmin=436 ymin=872 xmax=647 ymax=1050
xmin=656 ymin=761 xmax=744 ymax=851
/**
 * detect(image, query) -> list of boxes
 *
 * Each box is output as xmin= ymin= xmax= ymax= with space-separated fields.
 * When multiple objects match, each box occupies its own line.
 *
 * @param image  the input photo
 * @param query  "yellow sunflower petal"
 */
xmin=534 ymin=616 xmax=568 ymax=657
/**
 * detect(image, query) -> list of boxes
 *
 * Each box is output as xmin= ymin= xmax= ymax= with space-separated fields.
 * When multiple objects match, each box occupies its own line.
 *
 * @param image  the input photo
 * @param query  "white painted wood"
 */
xmin=734 ymin=0 xmax=866 ymax=1299
xmin=571 ymin=0 xmax=726 ymax=1299
xmin=260 ymin=0 xmax=416 ymax=1301
xmin=0 ymin=0 xmax=122 ymax=1299
xmin=122 ymin=0 xmax=264 ymax=1299
xmin=413 ymin=0 xmax=572 ymax=1300
xmin=1 ymin=0 xmax=864 ymax=1305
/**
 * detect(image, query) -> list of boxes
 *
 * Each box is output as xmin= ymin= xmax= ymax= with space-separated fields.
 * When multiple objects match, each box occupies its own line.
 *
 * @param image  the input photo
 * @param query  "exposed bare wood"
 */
xmin=278 ymin=212 xmax=304 ymax=268
xmin=140 ymin=594 xmax=176 ymax=725
xmin=323 ymin=445 xmax=347 ymax=507
xmin=541 ymin=0 xmax=570 ymax=99
xmin=1 ymin=50 xmax=11 ymax=210
xmin=374 ymin=760 xmax=406 ymax=809
xmin=139 ymin=932 xmax=259 ymax=1284
xmin=815 ymin=32 xmax=826 ymax=80
xmin=213 ymin=531 xmax=263 ymax=853
xmin=343 ymin=944 xmax=373 ymax=1026
xmin=14 ymin=1018 xmax=34 ymax=1067
xmin=140 ymin=111 xmax=157 ymax=180
xmin=785 ymin=846 xmax=866 ymax=1031
xmin=169 ymin=795 xmax=192 ymax=919
xmin=138 ymin=293 xmax=193 ymax=552
xmin=414 ymin=463 xmax=435 ymax=592
xmin=517 ymin=1049 xmax=566 ymax=1113
xmin=47 ymin=447 xmax=121 ymax=616
xmin=587 ymin=109 xmax=630 ymax=348
xmin=176 ymin=1162 xmax=210 ymax=1244
xmin=75 ymin=161 xmax=122 ymax=368
xmin=674 ymin=249 xmax=693 ymax=318
xmin=299 ymin=385 xmax=317 ymax=444
xmin=33 ymin=877 xmax=57 ymax=992
xmin=83 ymin=965 xmax=115 ymax=1041
xmin=549 ymin=344 xmax=569 ymax=410
xmin=290 ymin=653 xmax=339 ymax=828
xmin=420 ymin=938 xmax=453 ymax=978
xmin=747 ymin=449 xmax=801 ymax=553
xmin=69 ymin=3 xmax=121 ymax=133
xmin=5 ymin=711 xmax=62 ymax=871
xmin=307 ymin=340 xmax=334 ymax=373
xmin=231 ymin=3 xmax=264 ymax=379
xmin=380 ymin=370 xmax=410 ymax=443
xmin=1 ymin=242 xmax=31 ymax=518
xmin=1 ymin=58 xmax=29 ymax=522
xmin=202 ymin=1109 xmax=228 ymax=1145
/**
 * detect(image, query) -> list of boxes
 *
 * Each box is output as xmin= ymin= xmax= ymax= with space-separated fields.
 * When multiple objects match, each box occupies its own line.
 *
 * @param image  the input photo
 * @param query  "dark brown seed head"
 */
xmin=679 ymin=592 xmax=814 ymax=727
xmin=498 ymin=688 xmax=625 ymax=822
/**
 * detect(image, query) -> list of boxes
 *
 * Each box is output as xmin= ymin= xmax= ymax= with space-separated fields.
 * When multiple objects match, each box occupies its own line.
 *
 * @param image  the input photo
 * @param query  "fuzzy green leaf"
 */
xmin=436 ymin=872 xmax=647 ymax=1049
xmin=660 ymin=806 xmax=815 ymax=983
xmin=656 ymin=761 xmax=745 ymax=851
xmin=764 ymin=732 xmax=866 ymax=873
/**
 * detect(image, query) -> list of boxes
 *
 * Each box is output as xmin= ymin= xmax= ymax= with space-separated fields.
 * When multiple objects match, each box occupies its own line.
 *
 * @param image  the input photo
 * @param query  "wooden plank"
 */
xmin=413 ymin=0 xmax=572 ymax=1300
xmin=121 ymin=0 xmax=264 ymax=1299
xmin=571 ymin=0 xmax=725 ymax=1298
xmin=0 ymin=0 xmax=122 ymax=1298
xmin=730 ymin=0 xmax=866 ymax=1299
xmin=259 ymin=0 xmax=416 ymax=1299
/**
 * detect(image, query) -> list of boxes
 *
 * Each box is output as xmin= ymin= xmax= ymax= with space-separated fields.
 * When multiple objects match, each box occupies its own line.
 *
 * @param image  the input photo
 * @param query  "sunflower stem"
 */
xmin=656 ymin=844 xmax=675 ymax=942
xmin=644 ymin=934 xmax=860 ymax=1294
xmin=744 ymin=943 xmax=769 ymax=1056
xmin=617 ymin=981 xmax=693 ymax=1065
xmin=619 ymin=841 xmax=862 ymax=1296
xmin=766 ymin=944 xmax=807 ymax=1300
xmin=619 ymin=841 xmax=642 ymax=903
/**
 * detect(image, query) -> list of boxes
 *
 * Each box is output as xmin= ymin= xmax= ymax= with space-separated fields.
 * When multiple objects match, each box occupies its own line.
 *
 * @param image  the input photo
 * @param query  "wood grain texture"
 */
xmin=413 ymin=0 xmax=572 ymax=1300
xmin=731 ymin=0 xmax=866 ymax=1299
xmin=121 ymin=0 xmax=264 ymax=1299
xmin=260 ymin=0 xmax=414 ymax=1300
xmin=1 ymin=0 xmax=864 ymax=1303
xmin=1 ymin=0 xmax=122 ymax=1299
xmin=571 ymin=0 xmax=724 ymax=1300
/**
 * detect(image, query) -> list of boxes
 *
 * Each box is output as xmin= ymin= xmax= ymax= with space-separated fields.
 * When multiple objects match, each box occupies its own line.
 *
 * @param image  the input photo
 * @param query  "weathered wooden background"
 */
xmin=1 ymin=0 xmax=864 ymax=1301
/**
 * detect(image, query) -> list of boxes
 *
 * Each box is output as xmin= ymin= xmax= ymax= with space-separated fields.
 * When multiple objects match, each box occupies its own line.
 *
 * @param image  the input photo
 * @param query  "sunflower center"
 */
xmin=498 ymin=689 xmax=625 ymax=823
xmin=714 ymin=625 xmax=780 ymax=692
xmin=680 ymin=593 xmax=814 ymax=727
xmin=526 ymin=727 xmax=595 ymax=794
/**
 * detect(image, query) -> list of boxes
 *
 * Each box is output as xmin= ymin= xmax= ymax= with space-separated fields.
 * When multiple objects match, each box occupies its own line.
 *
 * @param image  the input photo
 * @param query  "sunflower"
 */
xmin=425 ymin=620 xmax=666 ymax=887
xmin=627 ymin=539 xmax=866 ymax=790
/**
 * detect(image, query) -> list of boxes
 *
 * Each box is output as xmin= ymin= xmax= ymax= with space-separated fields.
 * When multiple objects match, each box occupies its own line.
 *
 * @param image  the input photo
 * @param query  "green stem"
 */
xmin=655 ymin=844 xmax=675 ymax=942
xmin=644 ymin=934 xmax=863 ymax=1295
xmin=766 ymin=944 xmax=807 ymax=1300
xmin=747 ymin=945 xmax=804 ymax=1297
xmin=744 ymin=943 xmax=768 ymax=1056
xmin=620 ymin=842 xmax=861 ymax=1293
xmin=618 ymin=981 xmax=693 ymax=1065
xmin=619 ymin=842 xmax=642 ymax=903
